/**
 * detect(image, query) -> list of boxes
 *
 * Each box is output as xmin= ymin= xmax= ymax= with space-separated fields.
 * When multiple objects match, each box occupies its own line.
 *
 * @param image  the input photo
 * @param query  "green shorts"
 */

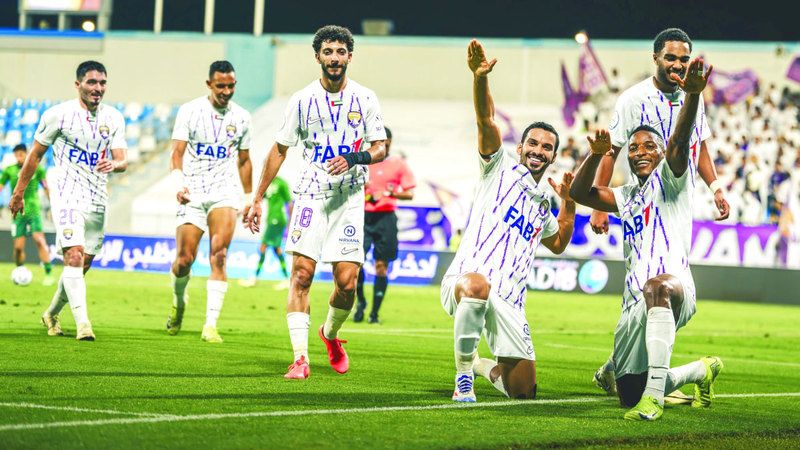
xmin=261 ymin=222 xmax=286 ymax=248
xmin=11 ymin=214 xmax=43 ymax=238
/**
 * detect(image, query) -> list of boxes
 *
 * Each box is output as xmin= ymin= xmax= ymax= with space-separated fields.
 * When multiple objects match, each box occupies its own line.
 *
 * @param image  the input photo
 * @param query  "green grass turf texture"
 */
xmin=1 ymin=263 xmax=799 ymax=449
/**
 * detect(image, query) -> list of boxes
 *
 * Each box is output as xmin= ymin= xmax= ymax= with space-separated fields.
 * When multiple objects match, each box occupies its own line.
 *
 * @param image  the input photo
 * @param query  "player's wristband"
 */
xmin=341 ymin=151 xmax=372 ymax=168
xmin=709 ymin=179 xmax=724 ymax=194
xmin=169 ymin=169 xmax=184 ymax=193
xmin=243 ymin=191 xmax=254 ymax=205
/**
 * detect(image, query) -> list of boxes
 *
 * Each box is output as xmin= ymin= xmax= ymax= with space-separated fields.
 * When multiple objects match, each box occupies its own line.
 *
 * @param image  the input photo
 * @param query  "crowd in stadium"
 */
xmin=554 ymin=77 xmax=800 ymax=226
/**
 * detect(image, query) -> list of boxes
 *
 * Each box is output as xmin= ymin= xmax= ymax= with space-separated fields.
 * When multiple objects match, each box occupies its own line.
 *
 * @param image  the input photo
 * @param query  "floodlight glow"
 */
xmin=82 ymin=20 xmax=96 ymax=32
xmin=575 ymin=31 xmax=588 ymax=45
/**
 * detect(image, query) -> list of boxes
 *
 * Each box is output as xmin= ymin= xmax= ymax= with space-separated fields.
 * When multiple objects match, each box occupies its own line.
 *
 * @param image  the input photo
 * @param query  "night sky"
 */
xmin=1 ymin=0 xmax=797 ymax=41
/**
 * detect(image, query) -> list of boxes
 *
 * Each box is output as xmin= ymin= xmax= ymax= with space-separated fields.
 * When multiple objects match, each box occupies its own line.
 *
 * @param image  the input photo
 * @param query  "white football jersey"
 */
xmin=34 ymin=99 xmax=127 ymax=209
xmin=611 ymin=159 xmax=695 ymax=310
xmin=610 ymin=78 xmax=712 ymax=179
xmin=275 ymin=79 xmax=386 ymax=199
xmin=172 ymin=96 xmax=251 ymax=197
xmin=444 ymin=149 xmax=559 ymax=312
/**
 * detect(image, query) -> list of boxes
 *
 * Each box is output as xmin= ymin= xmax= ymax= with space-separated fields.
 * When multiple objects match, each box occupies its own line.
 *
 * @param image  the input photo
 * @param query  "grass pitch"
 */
xmin=1 ymin=263 xmax=799 ymax=449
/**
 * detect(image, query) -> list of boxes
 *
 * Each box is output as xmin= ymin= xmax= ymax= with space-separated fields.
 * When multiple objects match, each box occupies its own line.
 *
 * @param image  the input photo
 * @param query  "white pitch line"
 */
xmin=0 ymin=402 xmax=170 ymax=417
xmin=2 ymin=392 xmax=800 ymax=432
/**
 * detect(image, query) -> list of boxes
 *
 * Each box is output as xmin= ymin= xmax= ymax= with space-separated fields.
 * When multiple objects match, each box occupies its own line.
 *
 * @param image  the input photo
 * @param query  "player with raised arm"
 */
xmin=588 ymin=28 xmax=729 ymax=399
xmin=1 ymin=144 xmax=54 ymax=286
xmin=443 ymin=40 xmax=575 ymax=403
xmin=570 ymin=57 xmax=723 ymax=421
xmin=10 ymin=61 xmax=127 ymax=340
xmin=243 ymin=25 xmax=386 ymax=379
xmin=165 ymin=61 xmax=253 ymax=343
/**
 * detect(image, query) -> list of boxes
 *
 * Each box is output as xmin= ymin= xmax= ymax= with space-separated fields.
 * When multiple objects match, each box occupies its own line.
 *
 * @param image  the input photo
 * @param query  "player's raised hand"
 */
xmin=243 ymin=201 xmax=262 ymax=233
xmin=467 ymin=39 xmax=497 ymax=77
xmin=548 ymin=172 xmax=574 ymax=202
xmin=590 ymin=210 xmax=610 ymax=234
xmin=8 ymin=193 xmax=24 ymax=219
xmin=586 ymin=129 xmax=613 ymax=156
xmin=176 ymin=187 xmax=191 ymax=205
xmin=670 ymin=57 xmax=713 ymax=94
xmin=95 ymin=158 xmax=115 ymax=174
xmin=327 ymin=155 xmax=350 ymax=176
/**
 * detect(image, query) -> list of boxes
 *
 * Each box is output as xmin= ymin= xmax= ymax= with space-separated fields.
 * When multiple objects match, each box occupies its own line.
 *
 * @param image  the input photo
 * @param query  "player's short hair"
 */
xmin=384 ymin=127 xmax=392 ymax=140
xmin=520 ymin=121 xmax=560 ymax=152
xmin=628 ymin=125 xmax=666 ymax=150
xmin=76 ymin=60 xmax=106 ymax=81
xmin=209 ymin=60 xmax=235 ymax=79
xmin=12 ymin=143 xmax=27 ymax=153
xmin=313 ymin=25 xmax=354 ymax=54
xmin=653 ymin=28 xmax=692 ymax=54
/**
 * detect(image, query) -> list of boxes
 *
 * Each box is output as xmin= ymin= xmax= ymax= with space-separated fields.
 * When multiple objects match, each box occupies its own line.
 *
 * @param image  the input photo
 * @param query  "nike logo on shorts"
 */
xmin=340 ymin=247 xmax=359 ymax=255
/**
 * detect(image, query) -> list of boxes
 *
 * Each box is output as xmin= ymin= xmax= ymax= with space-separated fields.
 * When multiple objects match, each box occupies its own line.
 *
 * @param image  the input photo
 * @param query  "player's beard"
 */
xmin=657 ymin=65 xmax=684 ymax=89
xmin=322 ymin=63 xmax=347 ymax=82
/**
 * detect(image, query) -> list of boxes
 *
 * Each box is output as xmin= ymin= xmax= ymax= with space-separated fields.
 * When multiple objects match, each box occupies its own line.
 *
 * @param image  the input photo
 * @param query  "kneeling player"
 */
xmin=443 ymin=40 xmax=575 ymax=402
xmin=570 ymin=58 xmax=722 ymax=421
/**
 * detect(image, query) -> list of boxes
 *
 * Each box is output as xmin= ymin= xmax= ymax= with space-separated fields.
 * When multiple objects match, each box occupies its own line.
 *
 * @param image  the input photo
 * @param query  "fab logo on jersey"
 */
xmin=67 ymin=142 xmax=100 ymax=167
xmin=622 ymin=203 xmax=653 ymax=241
xmin=196 ymin=143 xmax=230 ymax=159
xmin=503 ymin=205 xmax=542 ymax=242
xmin=312 ymin=138 xmax=364 ymax=163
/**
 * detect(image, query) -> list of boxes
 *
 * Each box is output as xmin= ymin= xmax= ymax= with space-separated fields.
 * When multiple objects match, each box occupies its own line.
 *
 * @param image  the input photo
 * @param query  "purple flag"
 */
xmin=787 ymin=55 xmax=800 ymax=83
xmin=709 ymin=68 xmax=759 ymax=105
xmin=578 ymin=42 xmax=607 ymax=95
xmin=561 ymin=61 xmax=586 ymax=127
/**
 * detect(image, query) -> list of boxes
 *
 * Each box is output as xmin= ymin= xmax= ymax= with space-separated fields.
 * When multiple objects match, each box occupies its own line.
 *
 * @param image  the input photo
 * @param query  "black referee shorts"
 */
xmin=363 ymin=211 xmax=399 ymax=262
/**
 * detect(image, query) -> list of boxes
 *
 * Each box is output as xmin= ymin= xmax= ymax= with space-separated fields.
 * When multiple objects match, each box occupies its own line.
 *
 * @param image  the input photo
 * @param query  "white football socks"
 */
xmin=205 ymin=280 xmax=227 ymax=327
xmin=172 ymin=272 xmax=190 ymax=309
xmin=322 ymin=305 xmax=350 ymax=339
xmin=473 ymin=356 xmax=508 ymax=397
xmin=643 ymin=306 xmax=676 ymax=405
xmin=62 ymin=266 xmax=89 ymax=326
xmin=46 ymin=276 xmax=69 ymax=316
xmin=665 ymin=360 xmax=707 ymax=393
xmin=287 ymin=312 xmax=310 ymax=362
xmin=453 ymin=297 xmax=487 ymax=373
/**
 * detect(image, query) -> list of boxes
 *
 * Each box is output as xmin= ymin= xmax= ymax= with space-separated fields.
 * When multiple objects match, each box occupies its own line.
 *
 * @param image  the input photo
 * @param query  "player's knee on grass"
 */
xmin=499 ymin=358 xmax=537 ymax=399
xmin=616 ymin=373 xmax=647 ymax=407
xmin=642 ymin=275 xmax=676 ymax=310
xmin=63 ymin=246 xmax=85 ymax=268
xmin=455 ymin=272 xmax=490 ymax=302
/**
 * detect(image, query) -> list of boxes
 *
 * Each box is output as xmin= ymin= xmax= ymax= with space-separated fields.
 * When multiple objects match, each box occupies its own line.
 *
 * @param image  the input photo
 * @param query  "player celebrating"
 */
xmin=239 ymin=176 xmax=292 ymax=288
xmin=10 ymin=60 xmax=127 ymax=340
xmin=1 ymin=144 xmax=54 ymax=285
xmin=570 ymin=58 xmax=723 ymax=421
xmin=443 ymin=40 xmax=575 ymax=403
xmin=244 ymin=25 xmax=386 ymax=379
xmin=589 ymin=27 xmax=728 ymax=399
xmin=166 ymin=60 xmax=253 ymax=343
xmin=354 ymin=127 xmax=416 ymax=324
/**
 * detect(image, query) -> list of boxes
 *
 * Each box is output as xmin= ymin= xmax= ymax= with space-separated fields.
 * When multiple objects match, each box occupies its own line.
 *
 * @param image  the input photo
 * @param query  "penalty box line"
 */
xmin=2 ymin=393 xmax=800 ymax=432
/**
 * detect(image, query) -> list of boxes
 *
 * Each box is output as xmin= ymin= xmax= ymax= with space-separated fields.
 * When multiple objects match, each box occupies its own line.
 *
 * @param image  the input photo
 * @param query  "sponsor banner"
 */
xmin=56 ymin=233 xmax=442 ymax=285
xmin=527 ymin=258 xmax=617 ymax=295
xmin=397 ymin=206 xmax=451 ymax=249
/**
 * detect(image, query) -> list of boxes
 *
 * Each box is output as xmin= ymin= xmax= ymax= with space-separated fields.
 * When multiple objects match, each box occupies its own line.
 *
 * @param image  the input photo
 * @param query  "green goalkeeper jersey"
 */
xmin=1 ymin=164 xmax=47 ymax=217
xmin=264 ymin=176 xmax=292 ymax=227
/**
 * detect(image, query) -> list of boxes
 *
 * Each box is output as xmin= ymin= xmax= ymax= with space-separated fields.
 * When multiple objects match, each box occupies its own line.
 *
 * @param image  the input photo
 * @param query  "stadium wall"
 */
xmin=1 ymin=31 xmax=797 ymax=107
xmin=0 ymin=30 xmax=274 ymax=111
